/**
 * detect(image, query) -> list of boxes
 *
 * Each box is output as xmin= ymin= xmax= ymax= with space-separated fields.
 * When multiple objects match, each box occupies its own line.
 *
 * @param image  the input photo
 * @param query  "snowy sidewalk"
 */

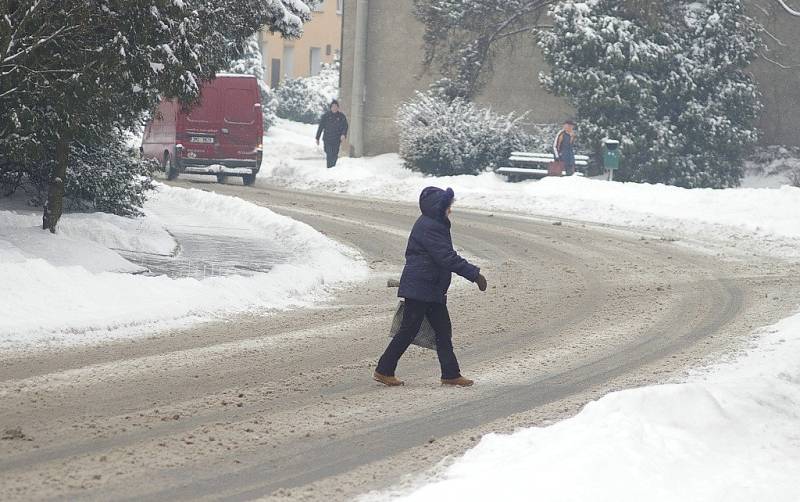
xmin=260 ymin=120 xmax=800 ymax=260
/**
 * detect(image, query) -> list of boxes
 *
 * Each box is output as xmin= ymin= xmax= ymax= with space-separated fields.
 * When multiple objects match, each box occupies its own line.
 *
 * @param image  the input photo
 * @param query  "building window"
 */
xmin=314 ymin=1 xmax=324 ymax=12
xmin=260 ymin=40 xmax=269 ymax=77
xmin=282 ymin=46 xmax=295 ymax=78
xmin=326 ymin=44 xmax=332 ymax=56
xmin=337 ymin=0 xmax=343 ymax=14
xmin=310 ymin=47 xmax=322 ymax=76
xmin=270 ymin=59 xmax=281 ymax=88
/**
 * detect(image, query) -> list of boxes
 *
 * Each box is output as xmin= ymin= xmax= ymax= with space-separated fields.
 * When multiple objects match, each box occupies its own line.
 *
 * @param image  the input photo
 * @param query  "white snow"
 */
xmin=366 ymin=311 xmax=800 ymax=502
xmin=0 ymin=211 xmax=146 ymax=274
xmin=260 ymin=120 xmax=800 ymax=259
xmin=59 ymin=210 xmax=177 ymax=256
xmin=0 ymin=184 xmax=366 ymax=349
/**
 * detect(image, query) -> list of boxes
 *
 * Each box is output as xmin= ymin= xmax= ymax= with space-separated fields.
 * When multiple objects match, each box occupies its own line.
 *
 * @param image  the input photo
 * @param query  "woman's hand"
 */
xmin=476 ymin=274 xmax=487 ymax=292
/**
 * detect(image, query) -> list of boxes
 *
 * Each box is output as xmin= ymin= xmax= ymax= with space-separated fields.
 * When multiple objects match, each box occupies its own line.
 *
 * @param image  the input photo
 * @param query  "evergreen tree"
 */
xmin=0 ymin=0 xmax=318 ymax=232
xmin=538 ymin=0 xmax=762 ymax=188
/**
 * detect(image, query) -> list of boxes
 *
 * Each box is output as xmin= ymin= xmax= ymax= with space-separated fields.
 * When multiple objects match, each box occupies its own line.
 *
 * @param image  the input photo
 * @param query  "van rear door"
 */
xmin=183 ymin=84 xmax=222 ymax=160
xmin=219 ymin=82 xmax=260 ymax=160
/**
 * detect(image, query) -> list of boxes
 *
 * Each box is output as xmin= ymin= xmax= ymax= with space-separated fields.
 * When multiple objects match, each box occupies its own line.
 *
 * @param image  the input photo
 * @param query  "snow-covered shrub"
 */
xmin=227 ymin=35 xmax=278 ymax=132
xmin=539 ymin=0 xmax=762 ymax=188
xmin=14 ymin=138 xmax=157 ymax=217
xmin=396 ymin=91 xmax=530 ymax=176
xmin=787 ymin=166 xmax=800 ymax=188
xmin=275 ymin=78 xmax=328 ymax=123
xmin=2 ymin=133 xmax=157 ymax=217
xmin=259 ymin=82 xmax=279 ymax=131
xmin=524 ymin=123 xmax=563 ymax=154
xmin=745 ymin=145 xmax=800 ymax=187
xmin=276 ymin=63 xmax=339 ymax=124
xmin=62 ymin=141 xmax=157 ymax=217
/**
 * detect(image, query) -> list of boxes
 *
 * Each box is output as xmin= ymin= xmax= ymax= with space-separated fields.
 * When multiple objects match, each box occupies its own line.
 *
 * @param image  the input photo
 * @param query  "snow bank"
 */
xmin=59 ymin=211 xmax=177 ymax=256
xmin=261 ymin=121 xmax=800 ymax=258
xmin=367 ymin=313 xmax=800 ymax=502
xmin=0 ymin=184 xmax=366 ymax=349
xmin=0 ymin=211 xmax=145 ymax=274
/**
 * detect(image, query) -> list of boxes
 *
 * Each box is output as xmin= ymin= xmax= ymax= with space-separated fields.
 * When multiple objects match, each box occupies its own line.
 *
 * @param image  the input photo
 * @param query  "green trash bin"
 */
xmin=603 ymin=139 xmax=620 ymax=180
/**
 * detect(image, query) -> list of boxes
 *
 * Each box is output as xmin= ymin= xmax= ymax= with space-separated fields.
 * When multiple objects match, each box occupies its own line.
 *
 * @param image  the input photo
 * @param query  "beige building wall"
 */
xmin=341 ymin=0 xmax=570 ymax=156
xmin=341 ymin=0 xmax=800 ymax=156
xmin=259 ymin=0 xmax=343 ymax=88
xmin=750 ymin=4 xmax=800 ymax=145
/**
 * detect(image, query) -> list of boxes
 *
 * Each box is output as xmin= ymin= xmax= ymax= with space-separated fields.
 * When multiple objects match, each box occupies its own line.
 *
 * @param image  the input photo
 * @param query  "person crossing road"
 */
xmin=374 ymin=186 xmax=488 ymax=388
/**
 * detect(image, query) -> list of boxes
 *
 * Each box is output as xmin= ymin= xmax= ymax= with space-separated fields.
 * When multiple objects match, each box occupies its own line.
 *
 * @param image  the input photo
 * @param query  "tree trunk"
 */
xmin=42 ymin=137 xmax=69 ymax=233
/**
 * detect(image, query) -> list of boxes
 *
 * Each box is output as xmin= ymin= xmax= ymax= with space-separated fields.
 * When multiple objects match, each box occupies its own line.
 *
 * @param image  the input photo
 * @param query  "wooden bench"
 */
xmin=497 ymin=151 xmax=589 ymax=181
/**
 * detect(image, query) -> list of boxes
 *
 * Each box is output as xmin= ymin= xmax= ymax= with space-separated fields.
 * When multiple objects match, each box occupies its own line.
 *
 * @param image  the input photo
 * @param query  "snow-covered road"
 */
xmin=2 ymin=119 xmax=800 ymax=501
xmin=2 ymin=182 xmax=798 ymax=501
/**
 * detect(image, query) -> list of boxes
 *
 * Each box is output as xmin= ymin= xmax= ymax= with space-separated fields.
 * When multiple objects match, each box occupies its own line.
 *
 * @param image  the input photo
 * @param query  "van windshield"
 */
xmin=187 ymin=87 xmax=221 ymax=123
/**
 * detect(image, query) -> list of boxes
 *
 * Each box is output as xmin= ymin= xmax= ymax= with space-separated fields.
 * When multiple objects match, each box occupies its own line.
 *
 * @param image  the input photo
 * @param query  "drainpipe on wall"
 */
xmin=350 ymin=0 xmax=368 ymax=157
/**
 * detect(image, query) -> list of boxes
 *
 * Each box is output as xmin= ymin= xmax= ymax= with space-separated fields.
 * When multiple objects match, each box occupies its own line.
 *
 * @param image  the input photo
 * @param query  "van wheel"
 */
xmin=242 ymin=173 xmax=256 ymax=186
xmin=165 ymin=153 xmax=179 ymax=181
xmin=216 ymin=174 xmax=228 ymax=184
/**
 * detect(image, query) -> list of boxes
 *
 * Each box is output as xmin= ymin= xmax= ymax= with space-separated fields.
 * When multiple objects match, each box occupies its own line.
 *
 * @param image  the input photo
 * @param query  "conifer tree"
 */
xmin=539 ymin=0 xmax=762 ymax=187
xmin=0 ymin=0 xmax=318 ymax=231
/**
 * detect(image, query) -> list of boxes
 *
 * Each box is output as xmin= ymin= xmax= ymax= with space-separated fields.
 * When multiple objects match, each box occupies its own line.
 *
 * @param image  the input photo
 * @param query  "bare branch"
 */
xmin=751 ymin=2 xmax=771 ymax=16
xmin=2 ymin=25 xmax=75 ymax=66
xmin=760 ymin=52 xmax=800 ymax=69
xmin=4 ymin=0 xmax=43 ymax=59
xmin=0 ymin=86 xmax=20 ymax=99
xmin=761 ymin=26 xmax=787 ymax=47
xmin=775 ymin=0 xmax=800 ymax=16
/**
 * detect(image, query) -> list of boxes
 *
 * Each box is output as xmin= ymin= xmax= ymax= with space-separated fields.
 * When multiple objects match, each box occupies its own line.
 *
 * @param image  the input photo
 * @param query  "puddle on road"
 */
xmin=120 ymin=229 xmax=290 ymax=279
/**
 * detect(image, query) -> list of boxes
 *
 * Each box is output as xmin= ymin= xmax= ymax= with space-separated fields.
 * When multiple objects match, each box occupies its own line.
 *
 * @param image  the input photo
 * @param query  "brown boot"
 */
xmin=374 ymin=371 xmax=404 ymax=387
xmin=441 ymin=376 xmax=474 ymax=387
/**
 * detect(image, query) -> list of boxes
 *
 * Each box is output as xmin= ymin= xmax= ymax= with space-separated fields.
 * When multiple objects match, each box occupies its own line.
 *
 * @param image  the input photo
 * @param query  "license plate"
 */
xmin=190 ymin=136 xmax=214 ymax=144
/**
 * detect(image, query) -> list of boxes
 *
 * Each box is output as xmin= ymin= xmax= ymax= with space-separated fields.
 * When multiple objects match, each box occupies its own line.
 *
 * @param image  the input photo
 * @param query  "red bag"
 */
xmin=548 ymin=160 xmax=564 ymax=176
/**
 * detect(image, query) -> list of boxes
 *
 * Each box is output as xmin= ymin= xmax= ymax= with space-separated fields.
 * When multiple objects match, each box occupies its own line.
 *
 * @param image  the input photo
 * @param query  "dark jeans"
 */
xmin=565 ymin=162 xmax=576 ymax=175
xmin=376 ymin=298 xmax=461 ymax=379
xmin=324 ymin=140 xmax=340 ymax=168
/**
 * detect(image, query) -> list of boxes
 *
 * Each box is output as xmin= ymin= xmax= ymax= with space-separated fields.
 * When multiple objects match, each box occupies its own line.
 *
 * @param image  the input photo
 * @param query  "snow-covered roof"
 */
xmin=214 ymin=73 xmax=259 ymax=79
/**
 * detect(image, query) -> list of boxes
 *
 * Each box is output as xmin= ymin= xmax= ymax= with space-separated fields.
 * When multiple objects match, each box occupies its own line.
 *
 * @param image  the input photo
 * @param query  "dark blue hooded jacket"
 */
xmin=397 ymin=187 xmax=480 ymax=304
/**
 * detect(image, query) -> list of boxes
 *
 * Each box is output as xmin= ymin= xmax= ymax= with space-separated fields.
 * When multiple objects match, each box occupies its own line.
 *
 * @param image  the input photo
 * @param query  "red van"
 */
xmin=141 ymin=74 xmax=263 ymax=185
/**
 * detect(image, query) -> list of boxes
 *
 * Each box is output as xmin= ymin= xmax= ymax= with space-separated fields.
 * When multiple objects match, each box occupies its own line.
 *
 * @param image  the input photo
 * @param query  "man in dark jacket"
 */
xmin=553 ymin=119 xmax=577 ymax=175
xmin=374 ymin=187 xmax=487 ymax=388
xmin=315 ymin=100 xmax=349 ymax=168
